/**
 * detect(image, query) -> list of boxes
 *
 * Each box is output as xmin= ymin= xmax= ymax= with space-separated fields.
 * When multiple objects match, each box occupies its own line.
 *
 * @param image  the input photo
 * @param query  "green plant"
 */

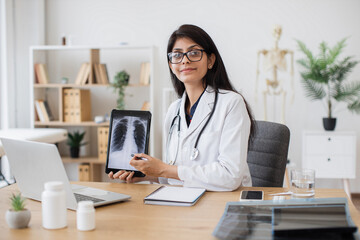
xmin=111 ymin=70 xmax=130 ymax=110
xmin=67 ymin=131 xmax=87 ymax=148
xmin=297 ymin=38 xmax=360 ymax=118
xmin=10 ymin=193 xmax=26 ymax=211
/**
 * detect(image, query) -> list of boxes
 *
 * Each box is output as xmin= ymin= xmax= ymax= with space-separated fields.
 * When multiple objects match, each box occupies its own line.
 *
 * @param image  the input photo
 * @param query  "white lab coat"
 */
xmin=160 ymin=86 xmax=252 ymax=191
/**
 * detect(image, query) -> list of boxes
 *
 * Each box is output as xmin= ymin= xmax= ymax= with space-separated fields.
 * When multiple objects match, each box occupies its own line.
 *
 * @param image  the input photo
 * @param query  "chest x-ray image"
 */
xmin=107 ymin=110 xmax=151 ymax=171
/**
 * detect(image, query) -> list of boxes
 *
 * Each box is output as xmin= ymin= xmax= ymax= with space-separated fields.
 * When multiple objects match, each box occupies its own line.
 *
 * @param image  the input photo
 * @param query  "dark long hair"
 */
xmin=167 ymin=24 xmax=256 ymax=139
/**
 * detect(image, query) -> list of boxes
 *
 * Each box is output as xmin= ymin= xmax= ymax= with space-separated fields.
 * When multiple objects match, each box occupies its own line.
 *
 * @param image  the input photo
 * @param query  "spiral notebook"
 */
xmin=144 ymin=186 xmax=206 ymax=206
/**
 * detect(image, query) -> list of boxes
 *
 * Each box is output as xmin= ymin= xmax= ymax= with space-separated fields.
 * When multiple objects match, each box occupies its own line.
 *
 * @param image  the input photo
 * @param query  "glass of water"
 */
xmin=290 ymin=169 xmax=315 ymax=198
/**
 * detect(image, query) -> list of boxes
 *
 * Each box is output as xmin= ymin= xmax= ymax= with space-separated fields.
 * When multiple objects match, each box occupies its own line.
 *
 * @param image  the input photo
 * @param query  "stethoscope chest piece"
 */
xmin=167 ymin=91 xmax=218 ymax=164
xmin=190 ymin=148 xmax=199 ymax=161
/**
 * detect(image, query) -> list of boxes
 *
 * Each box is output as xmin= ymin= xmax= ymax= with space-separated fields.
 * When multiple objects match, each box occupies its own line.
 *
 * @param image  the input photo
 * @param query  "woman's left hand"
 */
xmin=130 ymin=153 xmax=176 ymax=178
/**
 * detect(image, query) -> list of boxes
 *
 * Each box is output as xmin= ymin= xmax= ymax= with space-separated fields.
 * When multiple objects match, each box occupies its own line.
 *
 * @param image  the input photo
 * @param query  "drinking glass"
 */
xmin=290 ymin=169 xmax=315 ymax=198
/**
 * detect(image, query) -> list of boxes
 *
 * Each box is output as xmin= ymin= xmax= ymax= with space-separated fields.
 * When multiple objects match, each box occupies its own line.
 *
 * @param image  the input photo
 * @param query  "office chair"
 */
xmin=247 ymin=120 xmax=290 ymax=187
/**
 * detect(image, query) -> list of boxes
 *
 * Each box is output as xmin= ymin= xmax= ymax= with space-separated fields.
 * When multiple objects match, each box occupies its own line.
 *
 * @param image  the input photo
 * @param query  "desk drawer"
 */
xmin=304 ymin=135 xmax=354 ymax=155
xmin=304 ymin=155 xmax=355 ymax=179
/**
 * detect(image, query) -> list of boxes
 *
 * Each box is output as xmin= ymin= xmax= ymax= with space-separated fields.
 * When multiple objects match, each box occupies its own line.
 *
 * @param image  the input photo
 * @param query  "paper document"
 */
xmin=144 ymin=186 xmax=206 ymax=206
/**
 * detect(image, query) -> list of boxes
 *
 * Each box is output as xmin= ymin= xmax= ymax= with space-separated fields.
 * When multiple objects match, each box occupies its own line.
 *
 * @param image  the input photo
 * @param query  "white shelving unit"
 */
xmin=29 ymin=45 xmax=155 ymax=181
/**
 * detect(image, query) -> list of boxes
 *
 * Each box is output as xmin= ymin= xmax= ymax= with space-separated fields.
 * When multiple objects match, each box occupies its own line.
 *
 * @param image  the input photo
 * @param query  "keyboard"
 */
xmin=74 ymin=193 xmax=105 ymax=203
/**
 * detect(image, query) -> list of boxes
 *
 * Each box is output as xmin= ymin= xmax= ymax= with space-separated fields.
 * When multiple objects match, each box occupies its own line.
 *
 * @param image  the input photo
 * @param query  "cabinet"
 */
xmin=29 ymin=45 xmax=155 ymax=181
xmin=302 ymin=131 xmax=356 ymax=196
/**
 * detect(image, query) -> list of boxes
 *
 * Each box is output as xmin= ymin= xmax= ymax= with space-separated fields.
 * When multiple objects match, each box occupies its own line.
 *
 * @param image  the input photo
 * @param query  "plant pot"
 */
xmin=323 ymin=117 xmax=337 ymax=131
xmin=70 ymin=147 xmax=80 ymax=158
xmin=5 ymin=209 xmax=31 ymax=229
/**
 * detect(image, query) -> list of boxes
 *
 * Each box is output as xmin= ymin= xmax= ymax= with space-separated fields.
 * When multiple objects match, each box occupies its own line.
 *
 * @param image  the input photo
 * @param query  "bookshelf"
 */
xmin=29 ymin=45 xmax=155 ymax=181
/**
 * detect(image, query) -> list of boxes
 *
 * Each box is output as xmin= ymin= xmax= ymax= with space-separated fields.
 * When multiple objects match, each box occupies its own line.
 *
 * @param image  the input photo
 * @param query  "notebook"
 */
xmin=144 ymin=186 xmax=206 ymax=206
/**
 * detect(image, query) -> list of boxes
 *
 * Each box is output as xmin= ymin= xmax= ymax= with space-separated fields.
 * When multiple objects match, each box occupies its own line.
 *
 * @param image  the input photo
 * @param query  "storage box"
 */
xmin=98 ymin=127 xmax=109 ymax=162
xmin=78 ymin=164 xmax=91 ymax=181
xmin=63 ymin=89 xmax=91 ymax=122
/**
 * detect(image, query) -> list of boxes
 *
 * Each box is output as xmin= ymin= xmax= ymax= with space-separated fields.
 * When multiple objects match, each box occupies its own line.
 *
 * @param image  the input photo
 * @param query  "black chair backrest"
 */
xmin=247 ymin=120 xmax=290 ymax=187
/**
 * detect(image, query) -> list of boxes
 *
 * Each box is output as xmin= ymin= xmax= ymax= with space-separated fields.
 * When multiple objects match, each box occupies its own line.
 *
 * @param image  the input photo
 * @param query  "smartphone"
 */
xmin=239 ymin=190 xmax=264 ymax=201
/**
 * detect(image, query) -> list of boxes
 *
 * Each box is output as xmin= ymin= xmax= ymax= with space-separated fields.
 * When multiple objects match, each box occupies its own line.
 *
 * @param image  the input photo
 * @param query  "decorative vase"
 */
xmin=323 ymin=117 xmax=337 ymax=131
xmin=5 ymin=209 xmax=31 ymax=229
xmin=70 ymin=147 xmax=80 ymax=158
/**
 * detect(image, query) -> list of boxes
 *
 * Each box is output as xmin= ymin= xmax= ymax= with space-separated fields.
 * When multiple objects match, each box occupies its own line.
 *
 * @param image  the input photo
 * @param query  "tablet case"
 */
xmin=105 ymin=109 xmax=151 ymax=177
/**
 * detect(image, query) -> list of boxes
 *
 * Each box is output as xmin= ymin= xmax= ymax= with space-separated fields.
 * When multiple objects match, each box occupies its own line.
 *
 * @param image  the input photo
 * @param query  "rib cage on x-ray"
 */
xmin=108 ymin=116 xmax=147 ymax=170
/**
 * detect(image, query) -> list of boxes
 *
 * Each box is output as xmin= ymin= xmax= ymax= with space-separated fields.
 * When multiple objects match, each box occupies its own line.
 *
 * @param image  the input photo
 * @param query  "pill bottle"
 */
xmin=77 ymin=201 xmax=95 ymax=231
xmin=41 ymin=181 xmax=67 ymax=229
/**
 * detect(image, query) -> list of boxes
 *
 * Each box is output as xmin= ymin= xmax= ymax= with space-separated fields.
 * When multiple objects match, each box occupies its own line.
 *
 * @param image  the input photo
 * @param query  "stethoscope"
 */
xmin=166 ymin=91 xmax=218 ymax=165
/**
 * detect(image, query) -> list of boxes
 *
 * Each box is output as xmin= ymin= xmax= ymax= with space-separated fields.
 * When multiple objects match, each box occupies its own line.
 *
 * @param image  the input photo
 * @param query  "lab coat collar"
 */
xmin=180 ymin=85 xmax=216 ymax=137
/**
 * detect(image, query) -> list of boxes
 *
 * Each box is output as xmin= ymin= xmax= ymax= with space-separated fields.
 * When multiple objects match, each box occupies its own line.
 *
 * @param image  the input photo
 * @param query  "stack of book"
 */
xmin=97 ymin=127 xmax=109 ymax=162
xmin=34 ymin=63 xmax=49 ymax=84
xmin=75 ymin=62 xmax=109 ymax=85
xmin=34 ymin=99 xmax=54 ymax=122
xmin=75 ymin=63 xmax=91 ymax=85
xmin=63 ymin=89 xmax=91 ymax=122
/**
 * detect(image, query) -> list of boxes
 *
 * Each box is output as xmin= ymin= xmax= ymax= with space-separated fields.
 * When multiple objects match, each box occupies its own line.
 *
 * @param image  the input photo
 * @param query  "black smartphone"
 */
xmin=239 ymin=190 xmax=264 ymax=201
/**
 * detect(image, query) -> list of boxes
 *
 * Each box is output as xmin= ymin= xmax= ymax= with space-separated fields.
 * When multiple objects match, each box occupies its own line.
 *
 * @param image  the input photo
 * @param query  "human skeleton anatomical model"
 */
xmin=255 ymin=25 xmax=294 ymax=123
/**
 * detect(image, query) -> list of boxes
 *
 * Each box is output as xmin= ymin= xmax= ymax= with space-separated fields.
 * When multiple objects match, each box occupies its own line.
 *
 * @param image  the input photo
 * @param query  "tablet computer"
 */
xmin=105 ymin=109 xmax=152 ymax=177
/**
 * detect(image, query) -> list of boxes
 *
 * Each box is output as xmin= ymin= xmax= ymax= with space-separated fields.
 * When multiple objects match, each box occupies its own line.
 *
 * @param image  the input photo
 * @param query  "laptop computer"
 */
xmin=0 ymin=137 xmax=131 ymax=210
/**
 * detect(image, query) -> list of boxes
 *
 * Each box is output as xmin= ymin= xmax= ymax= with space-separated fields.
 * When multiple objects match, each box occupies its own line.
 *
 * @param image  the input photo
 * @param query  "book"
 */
xmin=38 ymin=100 xmax=50 ymax=122
xmin=34 ymin=63 xmax=49 ymax=84
xmin=81 ymin=63 xmax=91 ymax=85
xmin=139 ymin=62 xmax=150 ymax=85
xmin=144 ymin=186 xmax=206 ymax=206
xmin=99 ymin=64 xmax=109 ymax=84
xmin=34 ymin=64 xmax=39 ymax=84
xmin=93 ymin=63 xmax=103 ymax=84
xmin=34 ymin=100 xmax=45 ymax=122
xmin=43 ymin=100 xmax=54 ymax=121
xmin=75 ymin=63 xmax=88 ymax=85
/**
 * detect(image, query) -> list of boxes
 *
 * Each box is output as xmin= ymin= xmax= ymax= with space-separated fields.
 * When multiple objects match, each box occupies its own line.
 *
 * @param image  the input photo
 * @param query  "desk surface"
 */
xmin=0 ymin=182 xmax=359 ymax=240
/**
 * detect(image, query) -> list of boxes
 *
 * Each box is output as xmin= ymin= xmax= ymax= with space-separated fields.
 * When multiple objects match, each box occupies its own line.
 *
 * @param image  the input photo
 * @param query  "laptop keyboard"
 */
xmin=74 ymin=193 xmax=105 ymax=203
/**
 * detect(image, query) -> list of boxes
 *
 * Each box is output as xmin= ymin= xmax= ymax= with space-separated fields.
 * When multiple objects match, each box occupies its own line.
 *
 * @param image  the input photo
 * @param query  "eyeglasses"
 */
xmin=167 ymin=49 xmax=205 ymax=64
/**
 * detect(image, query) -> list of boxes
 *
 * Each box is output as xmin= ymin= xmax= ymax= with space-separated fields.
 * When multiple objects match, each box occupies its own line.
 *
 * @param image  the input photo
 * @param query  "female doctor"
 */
xmin=108 ymin=24 xmax=255 ymax=191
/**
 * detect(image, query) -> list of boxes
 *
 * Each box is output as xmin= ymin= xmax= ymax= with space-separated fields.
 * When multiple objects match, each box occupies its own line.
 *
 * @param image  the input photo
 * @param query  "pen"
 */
xmin=131 ymin=154 xmax=148 ymax=161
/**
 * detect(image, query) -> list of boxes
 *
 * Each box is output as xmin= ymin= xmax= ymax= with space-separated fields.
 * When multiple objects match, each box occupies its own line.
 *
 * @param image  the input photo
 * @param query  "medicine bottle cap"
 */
xmin=44 ymin=181 xmax=64 ymax=191
xmin=77 ymin=201 xmax=94 ymax=210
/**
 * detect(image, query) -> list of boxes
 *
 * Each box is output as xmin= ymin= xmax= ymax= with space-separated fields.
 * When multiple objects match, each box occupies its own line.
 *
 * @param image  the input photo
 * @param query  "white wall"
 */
xmin=0 ymin=0 xmax=15 ymax=129
xmin=1 ymin=0 xmax=44 ymax=128
xmin=10 ymin=0 xmax=360 ymax=190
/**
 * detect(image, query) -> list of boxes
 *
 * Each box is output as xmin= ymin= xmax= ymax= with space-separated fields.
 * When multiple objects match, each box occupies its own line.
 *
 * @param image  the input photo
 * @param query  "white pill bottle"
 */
xmin=77 ymin=201 xmax=95 ymax=231
xmin=41 ymin=181 xmax=67 ymax=229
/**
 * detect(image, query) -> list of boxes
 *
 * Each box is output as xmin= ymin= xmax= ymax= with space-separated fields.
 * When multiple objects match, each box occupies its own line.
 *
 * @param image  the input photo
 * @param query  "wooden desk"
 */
xmin=0 ymin=182 xmax=359 ymax=240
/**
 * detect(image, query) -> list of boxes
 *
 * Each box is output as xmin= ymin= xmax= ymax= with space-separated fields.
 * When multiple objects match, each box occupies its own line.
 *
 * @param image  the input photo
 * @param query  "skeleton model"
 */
xmin=255 ymin=25 xmax=294 ymax=123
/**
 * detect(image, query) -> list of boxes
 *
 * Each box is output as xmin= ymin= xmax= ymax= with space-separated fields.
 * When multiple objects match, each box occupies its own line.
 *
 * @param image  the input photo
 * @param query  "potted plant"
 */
xmin=297 ymin=38 xmax=360 ymax=130
xmin=67 ymin=130 xmax=87 ymax=158
xmin=111 ymin=70 xmax=130 ymax=110
xmin=5 ymin=193 xmax=31 ymax=229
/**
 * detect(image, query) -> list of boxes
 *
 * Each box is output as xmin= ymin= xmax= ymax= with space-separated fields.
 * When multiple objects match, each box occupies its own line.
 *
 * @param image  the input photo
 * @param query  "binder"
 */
xmin=78 ymin=164 xmax=91 ymax=181
xmin=98 ymin=127 xmax=109 ymax=162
